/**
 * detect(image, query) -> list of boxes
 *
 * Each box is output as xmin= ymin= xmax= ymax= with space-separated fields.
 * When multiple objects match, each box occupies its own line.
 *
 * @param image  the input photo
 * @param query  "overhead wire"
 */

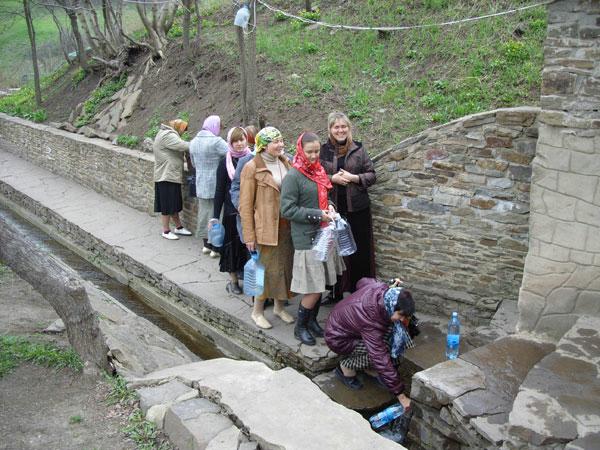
xmin=255 ymin=0 xmax=555 ymax=32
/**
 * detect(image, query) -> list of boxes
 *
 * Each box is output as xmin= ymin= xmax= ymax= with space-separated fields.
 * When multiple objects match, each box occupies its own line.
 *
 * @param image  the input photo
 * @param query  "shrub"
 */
xmin=72 ymin=68 xmax=87 ymax=86
xmin=502 ymin=40 xmax=529 ymax=63
xmin=116 ymin=135 xmax=140 ymax=148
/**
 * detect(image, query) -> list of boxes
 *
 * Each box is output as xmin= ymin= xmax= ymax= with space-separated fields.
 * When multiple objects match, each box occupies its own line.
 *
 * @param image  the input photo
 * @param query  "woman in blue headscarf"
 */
xmin=324 ymin=278 xmax=419 ymax=411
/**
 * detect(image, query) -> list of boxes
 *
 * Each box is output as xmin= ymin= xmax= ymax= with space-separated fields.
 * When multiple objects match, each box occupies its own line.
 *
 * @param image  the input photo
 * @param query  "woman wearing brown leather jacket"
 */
xmin=320 ymin=112 xmax=376 ymax=296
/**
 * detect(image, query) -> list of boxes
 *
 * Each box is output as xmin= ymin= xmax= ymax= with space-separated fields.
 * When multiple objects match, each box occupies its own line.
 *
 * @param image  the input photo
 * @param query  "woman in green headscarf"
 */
xmin=239 ymin=127 xmax=295 ymax=329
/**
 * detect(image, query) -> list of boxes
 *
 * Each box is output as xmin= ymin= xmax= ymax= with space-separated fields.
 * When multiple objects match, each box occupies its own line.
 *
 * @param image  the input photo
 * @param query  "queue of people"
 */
xmin=152 ymin=112 xmax=416 ymax=409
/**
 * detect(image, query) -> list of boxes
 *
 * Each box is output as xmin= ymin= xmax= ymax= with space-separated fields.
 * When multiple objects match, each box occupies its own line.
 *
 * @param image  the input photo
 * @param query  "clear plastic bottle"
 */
xmin=312 ymin=223 xmax=335 ymax=262
xmin=446 ymin=311 xmax=460 ymax=360
xmin=243 ymin=252 xmax=264 ymax=296
xmin=208 ymin=221 xmax=225 ymax=248
xmin=334 ymin=216 xmax=357 ymax=256
xmin=369 ymin=403 xmax=405 ymax=429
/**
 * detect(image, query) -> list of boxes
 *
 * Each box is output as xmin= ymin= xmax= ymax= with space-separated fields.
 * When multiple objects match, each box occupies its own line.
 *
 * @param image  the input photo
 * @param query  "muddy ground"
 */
xmin=0 ymin=267 xmax=135 ymax=450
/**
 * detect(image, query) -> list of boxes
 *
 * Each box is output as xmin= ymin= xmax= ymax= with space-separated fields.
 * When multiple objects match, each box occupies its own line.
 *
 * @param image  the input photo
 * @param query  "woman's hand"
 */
xmin=321 ymin=210 xmax=335 ymax=222
xmin=391 ymin=278 xmax=405 ymax=287
xmin=397 ymin=393 xmax=411 ymax=410
xmin=339 ymin=169 xmax=360 ymax=184
xmin=246 ymin=241 xmax=256 ymax=252
xmin=331 ymin=172 xmax=348 ymax=186
xmin=328 ymin=204 xmax=336 ymax=214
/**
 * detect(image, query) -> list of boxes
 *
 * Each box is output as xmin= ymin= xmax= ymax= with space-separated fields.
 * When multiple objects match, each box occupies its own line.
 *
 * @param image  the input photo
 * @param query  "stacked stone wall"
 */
xmin=0 ymin=113 xmax=154 ymax=213
xmin=372 ymin=107 xmax=539 ymax=325
xmin=517 ymin=0 xmax=600 ymax=341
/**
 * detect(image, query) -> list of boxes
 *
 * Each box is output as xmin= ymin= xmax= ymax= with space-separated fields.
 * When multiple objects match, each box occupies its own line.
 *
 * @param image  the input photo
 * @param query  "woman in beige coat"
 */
xmin=153 ymin=119 xmax=193 ymax=240
xmin=239 ymin=127 xmax=294 ymax=329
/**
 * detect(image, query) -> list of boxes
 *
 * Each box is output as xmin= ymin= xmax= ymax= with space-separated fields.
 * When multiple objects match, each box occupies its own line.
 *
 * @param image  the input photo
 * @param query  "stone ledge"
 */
xmin=133 ymin=359 xmax=403 ymax=450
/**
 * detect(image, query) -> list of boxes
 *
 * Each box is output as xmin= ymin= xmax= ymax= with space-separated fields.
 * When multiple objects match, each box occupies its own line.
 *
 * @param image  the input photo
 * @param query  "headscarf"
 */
xmin=293 ymin=133 xmax=332 ymax=215
xmin=226 ymin=127 xmax=251 ymax=180
xmin=255 ymin=126 xmax=283 ymax=153
xmin=202 ymin=115 xmax=221 ymax=136
xmin=383 ymin=287 xmax=415 ymax=359
xmin=167 ymin=119 xmax=188 ymax=135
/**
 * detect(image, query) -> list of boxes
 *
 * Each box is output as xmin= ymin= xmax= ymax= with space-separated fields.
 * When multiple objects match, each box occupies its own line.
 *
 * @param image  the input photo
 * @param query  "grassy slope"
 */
xmin=250 ymin=0 xmax=547 ymax=153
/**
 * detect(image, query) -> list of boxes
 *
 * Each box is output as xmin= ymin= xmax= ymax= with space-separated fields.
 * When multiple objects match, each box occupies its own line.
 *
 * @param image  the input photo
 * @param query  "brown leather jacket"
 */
xmin=320 ymin=140 xmax=376 ymax=212
xmin=239 ymin=153 xmax=291 ymax=246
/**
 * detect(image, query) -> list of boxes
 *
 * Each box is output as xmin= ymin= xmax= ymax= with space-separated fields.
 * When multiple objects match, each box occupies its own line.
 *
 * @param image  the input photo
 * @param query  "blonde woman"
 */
xmin=239 ymin=127 xmax=294 ymax=329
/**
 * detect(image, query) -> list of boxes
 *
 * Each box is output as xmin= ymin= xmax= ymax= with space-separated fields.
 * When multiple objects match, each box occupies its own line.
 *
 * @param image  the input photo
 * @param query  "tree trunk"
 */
xmin=23 ymin=0 xmax=41 ymax=107
xmin=246 ymin=1 xmax=258 ymax=126
xmin=68 ymin=4 xmax=87 ymax=70
xmin=0 ymin=216 xmax=109 ymax=373
xmin=305 ymin=0 xmax=312 ymax=12
xmin=193 ymin=0 xmax=201 ymax=49
xmin=236 ymin=25 xmax=248 ymax=123
xmin=182 ymin=0 xmax=191 ymax=52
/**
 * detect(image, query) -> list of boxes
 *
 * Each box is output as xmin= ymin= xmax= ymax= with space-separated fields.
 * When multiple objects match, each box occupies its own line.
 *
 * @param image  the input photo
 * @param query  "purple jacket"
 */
xmin=324 ymin=278 xmax=404 ymax=395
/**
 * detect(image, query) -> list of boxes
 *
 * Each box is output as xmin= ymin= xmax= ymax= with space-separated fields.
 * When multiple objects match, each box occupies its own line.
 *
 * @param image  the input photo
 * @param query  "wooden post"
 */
xmin=246 ymin=1 xmax=258 ymax=127
xmin=236 ymin=24 xmax=249 ymax=123
xmin=0 ymin=216 xmax=109 ymax=373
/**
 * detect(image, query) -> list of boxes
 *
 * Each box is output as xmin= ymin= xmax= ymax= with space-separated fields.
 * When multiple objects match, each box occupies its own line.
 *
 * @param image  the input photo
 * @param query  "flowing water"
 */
xmin=0 ymin=205 xmax=223 ymax=360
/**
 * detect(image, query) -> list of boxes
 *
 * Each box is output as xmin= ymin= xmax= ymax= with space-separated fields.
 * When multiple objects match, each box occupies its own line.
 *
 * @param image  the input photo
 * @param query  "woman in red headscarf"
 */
xmin=281 ymin=132 xmax=345 ymax=346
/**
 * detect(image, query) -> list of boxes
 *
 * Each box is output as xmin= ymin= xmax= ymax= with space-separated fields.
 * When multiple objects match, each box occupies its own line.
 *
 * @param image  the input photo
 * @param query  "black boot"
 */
xmin=294 ymin=305 xmax=316 ymax=346
xmin=307 ymin=299 xmax=324 ymax=338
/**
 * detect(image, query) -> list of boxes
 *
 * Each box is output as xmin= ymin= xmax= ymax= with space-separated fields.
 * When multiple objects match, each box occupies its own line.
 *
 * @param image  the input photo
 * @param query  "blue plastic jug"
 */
xmin=243 ymin=252 xmax=265 ymax=296
xmin=208 ymin=221 xmax=225 ymax=247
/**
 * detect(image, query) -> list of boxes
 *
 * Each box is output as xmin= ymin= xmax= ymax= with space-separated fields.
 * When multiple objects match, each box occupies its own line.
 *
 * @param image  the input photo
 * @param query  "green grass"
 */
xmin=75 ymin=74 xmax=128 ymax=127
xmin=116 ymin=135 xmax=141 ymax=148
xmin=104 ymin=372 xmax=138 ymax=405
xmin=0 ymin=63 xmax=68 ymax=122
xmin=69 ymin=414 xmax=83 ymax=425
xmin=250 ymin=0 xmax=547 ymax=153
xmin=0 ymin=335 xmax=83 ymax=378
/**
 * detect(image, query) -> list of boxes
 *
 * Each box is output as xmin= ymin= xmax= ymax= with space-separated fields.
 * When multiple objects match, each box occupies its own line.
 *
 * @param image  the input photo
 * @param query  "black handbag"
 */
xmin=187 ymin=175 xmax=196 ymax=197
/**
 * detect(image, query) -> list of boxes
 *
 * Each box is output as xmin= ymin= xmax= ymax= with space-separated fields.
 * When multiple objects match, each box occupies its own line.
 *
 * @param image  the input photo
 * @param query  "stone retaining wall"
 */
xmin=516 ymin=0 xmax=600 ymax=341
xmin=372 ymin=107 xmax=539 ymax=325
xmin=0 ymin=113 xmax=155 ymax=213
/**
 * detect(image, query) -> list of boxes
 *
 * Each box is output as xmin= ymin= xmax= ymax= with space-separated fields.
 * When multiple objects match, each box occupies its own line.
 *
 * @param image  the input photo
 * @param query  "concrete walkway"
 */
xmin=0 ymin=143 xmax=336 ymax=371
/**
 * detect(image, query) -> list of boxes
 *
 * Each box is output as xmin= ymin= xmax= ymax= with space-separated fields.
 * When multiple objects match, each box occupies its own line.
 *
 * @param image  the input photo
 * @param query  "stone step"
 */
xmin=163 ymin=398 xmax=236 ymax=450
xmin=132 ymin=358 xmax=404 ymax=449
xmin=137 ymin=379 xmax=198 ymax=427
xmin=506 ymin=316 xmax=600 ymax=448
xmin=410 ymin=335 xmax=554 ymax=448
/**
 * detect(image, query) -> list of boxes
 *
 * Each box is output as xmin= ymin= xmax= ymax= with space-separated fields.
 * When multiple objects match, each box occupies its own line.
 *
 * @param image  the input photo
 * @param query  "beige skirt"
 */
xmin=291 ymin=248 xmax=345 ymax=295
xmin=256 ymin=222 xmax=294 ymax=301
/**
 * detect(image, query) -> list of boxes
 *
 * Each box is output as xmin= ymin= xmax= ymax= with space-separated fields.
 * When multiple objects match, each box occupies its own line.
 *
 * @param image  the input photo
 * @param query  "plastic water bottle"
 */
xmin=312 ymin=223 xmax=335 ymax=262
xmin=369 ymin=403 xmax=405 ymax=429
xmin=334 ymin=216 xmax=357 ymax=256
xmin=243 ymin=252 xmax=264 ymax=296
xmin=208 ymin=221 xmax=225 ymax=247
xmin=446 ymin=311 xmax=460 ymax=360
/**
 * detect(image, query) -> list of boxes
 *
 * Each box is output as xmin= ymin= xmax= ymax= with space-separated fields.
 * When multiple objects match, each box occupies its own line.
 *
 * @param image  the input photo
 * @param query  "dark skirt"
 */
xmin=219 ymin=214 xmax=250 ymax=273
xmin=335 ymin=206 xmax=376 ymax=296
xmin=154 ymin=181 xmax=183 ymax=215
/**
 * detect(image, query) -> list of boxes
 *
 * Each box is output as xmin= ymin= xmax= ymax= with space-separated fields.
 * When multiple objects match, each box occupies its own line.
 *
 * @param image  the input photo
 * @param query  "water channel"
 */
xmin=0 ymin=205 xmax=224 ymax=361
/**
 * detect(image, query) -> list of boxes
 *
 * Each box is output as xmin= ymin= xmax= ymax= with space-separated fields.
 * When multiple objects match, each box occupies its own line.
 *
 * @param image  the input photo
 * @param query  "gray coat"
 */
xmin=189 ymin=130 xmax=229 ymax=199
xmin=153 ymin=125 xmax=190 ymax=183
xmin=280 ymin=168 xmax=326 ymax=250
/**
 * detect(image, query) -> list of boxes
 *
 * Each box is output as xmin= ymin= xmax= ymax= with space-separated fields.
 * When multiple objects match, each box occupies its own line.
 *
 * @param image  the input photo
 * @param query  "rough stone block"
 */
xmin=542 ymin=70 xmax=577 ymax=95
xmin=487 ymin=177 xmax=514 ymax=189
xmin=164 ymin=398 xmax=233 ymax=450
xmin=564 ymin=133 xmax=596 ymax=154
xmin=412 ymin=359 xmax=485 ymax=408
xmin=205 ymin=425 xmax=242 ymax=450
xmin=469 ymin=196 xmax=496 ymax=209
xmin=553 ymin=220 xmax=589 ymax=250
xmin=571 ymin=152 xmax=600 ymax=176
xmin=138 ymin=380 xmax=198 ymax=414
xmin=537 ymin=124 xmax=566 ymax=147
xmin=496 ymin=109 xmax=538 ymax=127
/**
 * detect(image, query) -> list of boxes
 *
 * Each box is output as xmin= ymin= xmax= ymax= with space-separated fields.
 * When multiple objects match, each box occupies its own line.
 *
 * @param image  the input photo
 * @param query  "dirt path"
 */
xmin=0 ymin=267 xmax=135 ymax=450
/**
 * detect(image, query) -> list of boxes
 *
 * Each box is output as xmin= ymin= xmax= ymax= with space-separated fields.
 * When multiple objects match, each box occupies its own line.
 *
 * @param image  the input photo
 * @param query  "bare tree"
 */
xmin=305 ymin=0 xmax=312 ymax=12
xmin=135 ymin=0 xmax=179 ymax=59
xmin=23 ymin=0 xmax=42 ymax=106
